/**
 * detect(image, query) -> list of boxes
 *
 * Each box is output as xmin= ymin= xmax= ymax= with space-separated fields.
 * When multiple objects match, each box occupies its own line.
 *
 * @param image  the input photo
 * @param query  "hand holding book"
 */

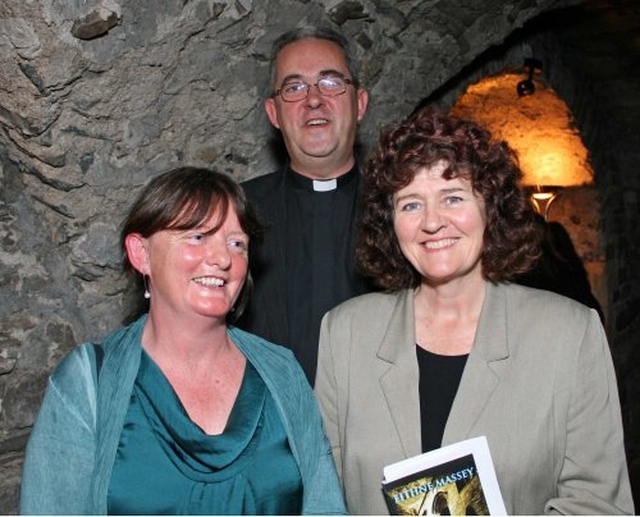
xmin=381 ymin=436 xmax=507 ymax=515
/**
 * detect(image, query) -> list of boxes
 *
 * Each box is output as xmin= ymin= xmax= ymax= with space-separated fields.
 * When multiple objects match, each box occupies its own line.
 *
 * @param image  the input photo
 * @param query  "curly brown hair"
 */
xmin=357 ymin=106 xmax=541 ymax=290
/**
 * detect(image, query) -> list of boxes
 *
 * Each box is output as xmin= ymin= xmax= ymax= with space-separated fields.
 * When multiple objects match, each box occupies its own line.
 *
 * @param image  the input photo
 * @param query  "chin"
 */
xmin=193 ymin=304 xmax=232 ymax=320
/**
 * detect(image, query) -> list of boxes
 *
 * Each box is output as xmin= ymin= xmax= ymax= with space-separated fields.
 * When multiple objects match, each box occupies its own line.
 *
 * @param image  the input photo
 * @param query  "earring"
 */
xmin=143 ymin=275 xmax=151 ymax=300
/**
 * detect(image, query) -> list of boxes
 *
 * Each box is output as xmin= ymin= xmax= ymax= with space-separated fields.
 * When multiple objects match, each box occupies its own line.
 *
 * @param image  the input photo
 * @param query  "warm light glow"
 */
xmin=529 ymin=187 xmax=559 ymax=220
xmin=450 ymin=73 xmax=593 ymax=189
xmin=532 ymin=192 xmax=555 ymax=201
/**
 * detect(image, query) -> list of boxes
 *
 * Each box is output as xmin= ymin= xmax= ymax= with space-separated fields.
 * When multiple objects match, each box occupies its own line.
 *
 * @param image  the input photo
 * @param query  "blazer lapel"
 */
xmin=443 ymin=282 xmax=510 ymax=444
xmin=378 ymin=290 xmax=423 ymax=458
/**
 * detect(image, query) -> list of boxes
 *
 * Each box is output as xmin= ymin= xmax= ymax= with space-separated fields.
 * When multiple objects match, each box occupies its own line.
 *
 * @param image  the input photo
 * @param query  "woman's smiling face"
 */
xmin=393 ymin=162 xmax=487 ymax=286
xmin=141 ymin=204 xmax=249 ymax=321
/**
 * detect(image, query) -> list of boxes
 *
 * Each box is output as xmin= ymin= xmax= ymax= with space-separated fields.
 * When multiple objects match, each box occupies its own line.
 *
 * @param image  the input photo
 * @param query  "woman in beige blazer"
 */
xmin=315 ymin=107 xmax=633 ymax=515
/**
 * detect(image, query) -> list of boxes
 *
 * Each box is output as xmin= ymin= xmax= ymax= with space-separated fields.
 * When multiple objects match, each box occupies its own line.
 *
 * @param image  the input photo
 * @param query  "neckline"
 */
xmin=416 ymin=344 xmax=469 ymax=360
xmin=286 ymin=164 xmax=358 ymax=192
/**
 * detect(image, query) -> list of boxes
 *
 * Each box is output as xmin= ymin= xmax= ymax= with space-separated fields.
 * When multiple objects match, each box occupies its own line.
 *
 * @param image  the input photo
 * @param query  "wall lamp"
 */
xmin=529 ymin=186 xmax=560 ymax=220
xmin=517 ymin=58 xmax=542 ymax=97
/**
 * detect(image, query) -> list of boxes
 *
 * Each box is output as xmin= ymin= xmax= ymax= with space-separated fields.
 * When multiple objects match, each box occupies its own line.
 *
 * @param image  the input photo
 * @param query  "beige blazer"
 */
xmin=315 ymin=282 xmax=633 ymax=515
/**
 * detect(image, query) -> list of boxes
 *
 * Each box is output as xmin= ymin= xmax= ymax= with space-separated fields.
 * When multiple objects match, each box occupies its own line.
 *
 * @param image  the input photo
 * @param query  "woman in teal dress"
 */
xmin=20 ymin=167 xmax=346 ymax=515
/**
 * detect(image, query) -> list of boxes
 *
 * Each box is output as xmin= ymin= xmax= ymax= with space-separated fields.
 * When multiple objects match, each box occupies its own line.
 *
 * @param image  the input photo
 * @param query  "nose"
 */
xmin=206 ymin=238 xmax=232 ymax=269
xmin=422 ymin=205 xmax=445 ymax=234
xmin=304 ymin=84 xmax=324 ymax=107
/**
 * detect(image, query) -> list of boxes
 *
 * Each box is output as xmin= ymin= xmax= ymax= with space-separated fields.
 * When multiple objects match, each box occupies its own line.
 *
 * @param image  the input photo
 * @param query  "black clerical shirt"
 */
xmin=284 ymin=167 xmax=362 ymax=384
xmin=238 ymin=164 xmax=375 ymax=386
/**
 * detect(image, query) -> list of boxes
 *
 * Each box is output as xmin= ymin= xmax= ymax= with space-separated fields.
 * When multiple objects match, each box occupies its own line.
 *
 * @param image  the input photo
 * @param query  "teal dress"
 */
xmin=107 ymin=350 xmax=303 ymax=515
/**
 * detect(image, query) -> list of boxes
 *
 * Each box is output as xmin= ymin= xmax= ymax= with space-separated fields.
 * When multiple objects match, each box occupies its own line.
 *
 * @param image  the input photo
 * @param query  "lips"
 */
xmin=306 ymin=118 xmax=329 ymax=126
xmin=193 ymin=276 xmax=225 ymax=287
xmin=423 ymin=238 xmax=458 ymax=250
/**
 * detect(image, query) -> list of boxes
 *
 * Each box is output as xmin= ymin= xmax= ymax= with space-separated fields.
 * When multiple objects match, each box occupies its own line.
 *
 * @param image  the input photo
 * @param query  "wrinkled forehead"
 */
xmin=273 ymin=38 xmax=349 ymax=84
xmin=421 ymin=159 xmax=451 ymax=178
xmin=414 ymin=158 xmax=473 ymax=180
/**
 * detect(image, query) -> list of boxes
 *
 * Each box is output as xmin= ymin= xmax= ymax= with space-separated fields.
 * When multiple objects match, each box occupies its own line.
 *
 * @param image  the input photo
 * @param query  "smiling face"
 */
xmin=393 ymin=162 xmax=487 ymax=287
xmin=265 ymin=37 xmax=368 ymax=179
xmin=126 ymin=205 xmax=249 ymax=323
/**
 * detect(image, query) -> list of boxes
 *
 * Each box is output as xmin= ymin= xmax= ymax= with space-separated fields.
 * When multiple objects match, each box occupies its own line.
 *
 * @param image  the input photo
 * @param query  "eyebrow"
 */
xmin=393 ymin=193 xmax=419 ymax=206
xmin=280 ymin=69 xmax=347 ymax=84
xmin=394 ymin=187 xmax=467 ymax=204
xmin=440 ymin=187 xmax=467 ymax=195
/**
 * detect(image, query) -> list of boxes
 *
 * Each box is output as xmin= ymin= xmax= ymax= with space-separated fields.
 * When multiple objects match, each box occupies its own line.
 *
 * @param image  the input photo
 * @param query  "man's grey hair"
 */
xmin=269 ymin=26 xmax=361 ymax=92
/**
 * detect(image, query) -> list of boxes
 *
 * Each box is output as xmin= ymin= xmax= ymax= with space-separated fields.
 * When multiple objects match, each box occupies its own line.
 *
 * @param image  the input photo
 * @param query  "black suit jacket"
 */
xmin=237 ymin=165 xmax=375 ymax=380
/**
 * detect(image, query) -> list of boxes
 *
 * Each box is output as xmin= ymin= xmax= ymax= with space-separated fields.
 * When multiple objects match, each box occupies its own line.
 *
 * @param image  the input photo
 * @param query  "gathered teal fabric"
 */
xmin=21 ymin=314 xmax=346 ymax=515
xmin=108 ymin=354 xmax=303 ymax=514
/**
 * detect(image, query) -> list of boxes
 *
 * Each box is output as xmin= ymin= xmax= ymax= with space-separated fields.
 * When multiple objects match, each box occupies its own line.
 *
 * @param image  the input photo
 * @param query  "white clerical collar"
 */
xmin=312 ymin=178 xmax=338 ymax=192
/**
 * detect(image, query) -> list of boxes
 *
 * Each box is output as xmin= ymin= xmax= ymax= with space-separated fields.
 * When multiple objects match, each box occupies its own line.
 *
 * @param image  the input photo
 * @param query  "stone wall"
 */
xmin=2 ymin=0 xmax=637 ymax=513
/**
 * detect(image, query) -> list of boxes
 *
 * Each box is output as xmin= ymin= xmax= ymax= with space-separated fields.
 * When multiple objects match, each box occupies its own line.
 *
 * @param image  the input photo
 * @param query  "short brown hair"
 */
xmin=358 ymin=106 xmax=540 ymax=290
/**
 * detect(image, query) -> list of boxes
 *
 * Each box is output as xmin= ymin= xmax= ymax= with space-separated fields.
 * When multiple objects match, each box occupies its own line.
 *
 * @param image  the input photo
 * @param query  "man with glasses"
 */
xmin=237 ymin=27 xmax=374 ymax=385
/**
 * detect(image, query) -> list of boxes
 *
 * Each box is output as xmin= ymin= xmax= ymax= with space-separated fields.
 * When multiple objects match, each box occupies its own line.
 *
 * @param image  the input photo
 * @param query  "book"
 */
xmin=381 ymin=436 xmax=507 ymax=515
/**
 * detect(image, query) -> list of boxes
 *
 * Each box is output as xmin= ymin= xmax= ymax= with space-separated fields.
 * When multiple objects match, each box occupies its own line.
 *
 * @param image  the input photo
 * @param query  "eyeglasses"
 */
xmin=275 ymin=76 xmax=354 ymax=102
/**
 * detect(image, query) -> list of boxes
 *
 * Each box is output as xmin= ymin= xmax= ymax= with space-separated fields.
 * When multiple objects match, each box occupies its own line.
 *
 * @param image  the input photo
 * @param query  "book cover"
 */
xmin=381 ymin=436 xmax=506 ymax=515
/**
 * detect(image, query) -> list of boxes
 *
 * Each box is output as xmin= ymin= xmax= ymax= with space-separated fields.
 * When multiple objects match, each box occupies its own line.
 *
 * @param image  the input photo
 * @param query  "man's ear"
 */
xmin=124 ymin=233 xmax=150 ymax=275
xmin=265 ymin=97 xmax=281 ymax=129
xmin=356 ymin=88 xmax=369 ymax=123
